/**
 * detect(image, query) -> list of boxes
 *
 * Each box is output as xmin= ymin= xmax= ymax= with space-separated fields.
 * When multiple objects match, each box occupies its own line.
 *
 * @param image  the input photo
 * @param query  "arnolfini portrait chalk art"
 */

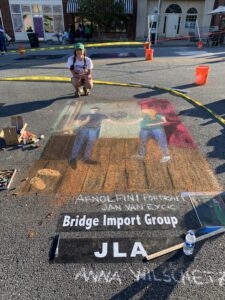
xmin=21 ymin=98 xmax=221 ymax=196
xmin=69 ymin=104 xmax=171 ymax=168
xmin=20 ymin=98 xmax=222 ymax=264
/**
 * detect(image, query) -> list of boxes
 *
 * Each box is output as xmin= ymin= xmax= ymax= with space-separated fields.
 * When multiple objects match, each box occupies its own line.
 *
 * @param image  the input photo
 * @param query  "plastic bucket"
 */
xmin=145 ymin=48 xmax=154 ymax=61
xmin=144 ymin=42 xmax=151 ymax=49
xmin=18 ymin=44 xmax=25 ymax=55
xmin=197 ymin=41 xmax=203 ymax=49
xmin=195 ymin=66 xmax=209 ymax=85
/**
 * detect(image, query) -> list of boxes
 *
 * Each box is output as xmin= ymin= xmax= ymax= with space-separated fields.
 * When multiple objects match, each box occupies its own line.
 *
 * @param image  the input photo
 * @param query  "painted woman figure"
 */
xmin=132 ymin=108 xmax=171 ymax=163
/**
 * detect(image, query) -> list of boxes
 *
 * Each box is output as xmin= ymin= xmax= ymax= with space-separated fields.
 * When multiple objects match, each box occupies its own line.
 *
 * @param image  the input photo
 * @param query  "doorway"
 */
xmin=165 ymin=4 xmax=182 ymax=38
xmin=166 ymin=14 xmax=179 ymax=37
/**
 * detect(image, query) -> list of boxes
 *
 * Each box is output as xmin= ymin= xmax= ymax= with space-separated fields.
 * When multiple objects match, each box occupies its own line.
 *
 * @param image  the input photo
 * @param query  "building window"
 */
xmin=165 ymin=4 xmax=182 ymax=14
xmin=44 ymin=15 xmax=54 ymax=33
xmin=10 ymin=3 xmax=64 ymax=35
xmin=32 ymin=4 xmax=42 ymax=14
xmin=185 ymin=8 xmax=198 ymax=29
xmin=53 ymin=5 xmax=62 ymax=14
xmin=23 ymin=14 xmax=33 ymax=31
xmin=11 ymin=4 xmax=21 ymax=14
xmin=42 ymin=5 xmax=52 ymax=14
xmin=21 ymin=5 xmax=31 ymax=14
xmin=12 ymin=14 xmax=23 ymax=32
xmin=53 ymin=15 xmax=63 ymax=33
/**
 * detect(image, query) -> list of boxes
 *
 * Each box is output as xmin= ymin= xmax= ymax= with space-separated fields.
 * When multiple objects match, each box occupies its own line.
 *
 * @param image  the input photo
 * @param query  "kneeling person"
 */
xmin=67 ymin=43 xmax=93 ymax=98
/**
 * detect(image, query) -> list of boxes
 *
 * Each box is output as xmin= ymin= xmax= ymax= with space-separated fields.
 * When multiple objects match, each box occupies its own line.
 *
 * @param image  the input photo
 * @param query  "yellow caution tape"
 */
xmin=0 ymin=76 xmax=71 ymax=82
xmin=85 ymin=42 xmax=143 ymax=47
xmin=94 ymin=80 xmax=143 ymax=88
xmin=0 ymin=76 xmax=224 ymax=126
xmin=0 ymin=76 xmax=143 ymax=87
xmin=9 ymin=41 xmax=144 ymax=54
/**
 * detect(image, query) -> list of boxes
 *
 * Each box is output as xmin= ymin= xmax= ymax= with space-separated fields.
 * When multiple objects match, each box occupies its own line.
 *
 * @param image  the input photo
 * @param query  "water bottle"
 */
xmin=183 ymin=230 xmax=196 ymax=256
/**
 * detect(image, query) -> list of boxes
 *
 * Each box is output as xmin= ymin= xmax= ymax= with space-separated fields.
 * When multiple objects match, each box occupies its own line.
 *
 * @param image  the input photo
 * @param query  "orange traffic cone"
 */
xmin=18 ymin=44 xmax=25 ymax=55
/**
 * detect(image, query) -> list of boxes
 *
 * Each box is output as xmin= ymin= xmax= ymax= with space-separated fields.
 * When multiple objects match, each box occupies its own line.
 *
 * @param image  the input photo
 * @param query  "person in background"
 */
xmin=0 ymin=25 xmax=7 ymax=55
xmin=69 ymin=23 xmax=75 ymax=43
xmin=78 ymin=23 xmax=84 ymax=38
xmin=62 ymin=30 xmax=69 ymax=44
xmin=67 ymin=43 xmax=93 ymax=98
xmin=26 ymin=26 xmax=33 ymax=32
xmin=84 ymin=24 xmax=91 ymax=42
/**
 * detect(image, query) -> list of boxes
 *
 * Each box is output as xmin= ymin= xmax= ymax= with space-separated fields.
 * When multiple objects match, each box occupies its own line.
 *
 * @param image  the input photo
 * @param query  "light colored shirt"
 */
xmin=67 ymin=55 xmax=93 ymax=77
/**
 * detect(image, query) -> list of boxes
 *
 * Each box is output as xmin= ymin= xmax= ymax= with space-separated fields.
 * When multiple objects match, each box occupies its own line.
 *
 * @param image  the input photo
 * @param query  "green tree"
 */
xmin=78 ymin=0 xmax=125 ymax=38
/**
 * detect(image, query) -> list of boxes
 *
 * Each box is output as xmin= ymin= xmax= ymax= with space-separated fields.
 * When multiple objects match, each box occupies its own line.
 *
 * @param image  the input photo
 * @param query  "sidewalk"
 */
xmin=155 ymin=38 xmax=192 ymax=47
xmin=9 ymin=38 xmax=225 ymax=51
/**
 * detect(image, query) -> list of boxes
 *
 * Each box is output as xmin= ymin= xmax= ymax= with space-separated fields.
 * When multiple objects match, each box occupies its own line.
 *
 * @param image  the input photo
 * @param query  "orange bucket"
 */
xmin=18 ymin=44 xmax=25 ymax=55
xmin=145 ymin=48 xmax=154 ymax=61
xmin=195 ymin=66 xmax=209 ymax=85
xmin=197 ymin=41 xmax=203 ymax=49
xmin=144 ymin=42 xmax=151 ymax=49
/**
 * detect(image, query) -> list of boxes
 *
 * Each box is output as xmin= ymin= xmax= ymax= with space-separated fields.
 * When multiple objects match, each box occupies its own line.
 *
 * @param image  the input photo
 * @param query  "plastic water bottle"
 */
xmin=183 ymin=230 xmax=196 ymax=256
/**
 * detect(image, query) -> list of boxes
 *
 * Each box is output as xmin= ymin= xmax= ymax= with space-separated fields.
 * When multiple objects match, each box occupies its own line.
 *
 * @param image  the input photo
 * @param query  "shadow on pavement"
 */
xmin=196 ymin=53 xmax=225 ymax=60
xmin=110 ymin=194 xmax=225 ymax=299
xmin=179 ymin=98 xmax=225 ymax=126
xmin=200 ymin=59 xmax=225 ymax=65
xmin=0 ymin=53 xmax=69 ymax=71
xmin=134 ymin=83 xmax=196 ymax=99
xmin=207 ymin=128 xmax=225 ymax=174
xmin=110 ymin=251 xmax=196 ymax=300
xmin=106 ymin=59 xmax=146 ymax=66
xmin=0 ymin=94 xmax=74 ymax=117
xmin=23 ymin=66 xmax=67 ymax=70
xmin=180 ymin=99 xmax=225 ymax=174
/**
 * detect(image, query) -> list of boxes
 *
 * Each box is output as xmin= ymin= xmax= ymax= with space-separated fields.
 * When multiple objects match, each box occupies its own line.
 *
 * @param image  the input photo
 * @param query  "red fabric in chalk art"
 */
xmin=139 ymin=98 xmax=197 ymax=149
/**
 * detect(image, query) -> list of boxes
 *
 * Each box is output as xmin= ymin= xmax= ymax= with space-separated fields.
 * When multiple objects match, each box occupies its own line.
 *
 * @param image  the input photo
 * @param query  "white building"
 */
xmin=136 ymin=0 xmax=215 ymax=40
xmin=8 ymin=0 xmax=64 ymax=41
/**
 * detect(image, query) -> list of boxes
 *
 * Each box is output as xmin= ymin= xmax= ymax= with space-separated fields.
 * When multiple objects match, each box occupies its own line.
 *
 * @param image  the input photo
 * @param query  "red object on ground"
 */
xmin=145 ymin=48 xmax=154 ymax=61
xmin=144 ymin=42 xmax=151 ymax=49
xmin=197 ymin=41 xmax=203 ymax=49
xmin=18 ymin=44 xmax=25 ymax=55
xmin=195 ymin=66 xmax=209 ymax=85
xmin=139 ymin=98 xmax=197 ymax=149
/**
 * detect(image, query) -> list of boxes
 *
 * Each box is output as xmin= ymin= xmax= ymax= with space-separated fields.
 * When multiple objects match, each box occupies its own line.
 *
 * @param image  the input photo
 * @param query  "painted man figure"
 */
xmin=69 ymin=107 xmax=114 ymax=168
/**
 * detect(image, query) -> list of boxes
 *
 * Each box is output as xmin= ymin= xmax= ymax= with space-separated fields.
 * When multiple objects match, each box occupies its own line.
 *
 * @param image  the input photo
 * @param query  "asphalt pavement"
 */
xmin=1 ymin=44 xmax=225 ymax=300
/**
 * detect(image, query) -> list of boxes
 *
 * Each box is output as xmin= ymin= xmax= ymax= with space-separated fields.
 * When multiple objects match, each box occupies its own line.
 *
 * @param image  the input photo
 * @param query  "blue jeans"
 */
xmin=70 ymin=127 xmax=100 ymax=160
xmin=139 ymin=127 xmax=169 ymax=157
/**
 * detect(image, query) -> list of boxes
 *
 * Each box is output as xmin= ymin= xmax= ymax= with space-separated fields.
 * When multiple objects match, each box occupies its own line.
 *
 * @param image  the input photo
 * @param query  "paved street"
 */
xmin=1 ymin=44 xmax=225 ymax=299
